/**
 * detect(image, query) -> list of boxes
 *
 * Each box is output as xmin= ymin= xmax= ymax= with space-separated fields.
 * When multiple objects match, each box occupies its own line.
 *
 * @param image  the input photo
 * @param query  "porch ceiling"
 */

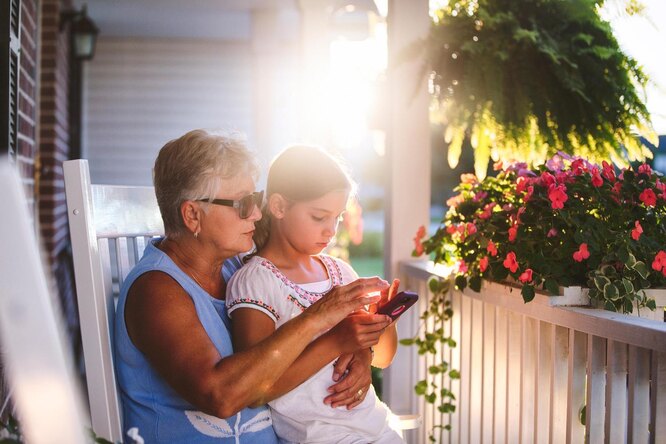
xmin=76 ymin=0 xmax=298 ymax=39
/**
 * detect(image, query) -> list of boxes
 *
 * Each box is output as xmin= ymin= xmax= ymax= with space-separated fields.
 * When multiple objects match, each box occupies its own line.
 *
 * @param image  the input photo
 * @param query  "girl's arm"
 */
xmin=370 ymin=323 xmax=398 ymax=368
xmin=230 ymin=308 xmax=390 ymax=407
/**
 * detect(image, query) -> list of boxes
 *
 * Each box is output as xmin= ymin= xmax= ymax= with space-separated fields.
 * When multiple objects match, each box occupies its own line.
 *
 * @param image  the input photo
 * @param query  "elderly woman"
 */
xmin=114 ymin=129 xmax=391 ymax=443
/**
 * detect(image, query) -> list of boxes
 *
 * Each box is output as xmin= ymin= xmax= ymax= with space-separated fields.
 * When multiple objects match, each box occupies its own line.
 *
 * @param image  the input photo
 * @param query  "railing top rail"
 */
xmin=401 ymin=260 xmax=666 ymax=353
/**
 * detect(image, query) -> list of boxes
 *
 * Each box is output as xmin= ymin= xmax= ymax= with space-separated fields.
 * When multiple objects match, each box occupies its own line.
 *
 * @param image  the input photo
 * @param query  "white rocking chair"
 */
xmin=64 ymin=159 xmax=164 ymax=442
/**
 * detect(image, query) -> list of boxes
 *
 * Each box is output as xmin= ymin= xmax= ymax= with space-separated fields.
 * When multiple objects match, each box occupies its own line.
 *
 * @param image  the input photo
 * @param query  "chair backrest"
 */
xmin=64 ymin=159 xmax=164 ymax=442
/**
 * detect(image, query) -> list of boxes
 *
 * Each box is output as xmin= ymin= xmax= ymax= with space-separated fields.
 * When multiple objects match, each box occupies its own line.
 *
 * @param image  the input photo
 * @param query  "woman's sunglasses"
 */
xmin=198 ymin=190 xmax=264 ymax=219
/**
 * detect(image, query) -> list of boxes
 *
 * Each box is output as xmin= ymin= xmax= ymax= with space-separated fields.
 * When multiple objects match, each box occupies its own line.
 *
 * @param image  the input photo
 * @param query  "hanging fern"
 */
xmin=426 ymin=0 xmax=656 ymax=178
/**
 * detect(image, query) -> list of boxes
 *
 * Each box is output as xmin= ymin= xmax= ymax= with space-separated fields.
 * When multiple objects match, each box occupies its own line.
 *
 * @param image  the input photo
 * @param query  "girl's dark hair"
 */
xmin=253 ymin=145 xmax=356 ymax=249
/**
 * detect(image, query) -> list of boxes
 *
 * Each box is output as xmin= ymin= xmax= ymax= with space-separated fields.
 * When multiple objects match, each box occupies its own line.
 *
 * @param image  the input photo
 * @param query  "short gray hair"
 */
xmin=153 ymin=129 xmax=259 ymax=237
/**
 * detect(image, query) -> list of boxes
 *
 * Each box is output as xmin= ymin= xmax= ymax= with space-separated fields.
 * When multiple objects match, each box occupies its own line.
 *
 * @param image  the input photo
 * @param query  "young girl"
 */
xmin=226 ymin=146 xmax=405 ymax=443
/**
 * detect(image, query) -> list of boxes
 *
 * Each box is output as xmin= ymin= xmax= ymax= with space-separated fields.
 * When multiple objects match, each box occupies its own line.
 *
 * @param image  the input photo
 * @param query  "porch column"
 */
xmin=383 ymin=0 xmax=431 ymax=418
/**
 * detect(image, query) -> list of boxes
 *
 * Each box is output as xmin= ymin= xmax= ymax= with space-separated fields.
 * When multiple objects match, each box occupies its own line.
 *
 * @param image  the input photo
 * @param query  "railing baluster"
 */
xmin=451 ymin=289 xmax=462 ymax=444
xmin=521 ymin=316 xmax=537 ymax=443
xmin=506 ymin=311 xmax=522 ymax=443
xmin=586 ymin=335 xmax=606 ymax=443
xmin=652 ymin=352 xmax=666 ymax=444
xmin=470 ymin=298 xmax=484 ymax=444
xmin=605 ymin=340 xmax=627 ymax=444
xmin=459 ymin=295 xmax=472 ymax=443
xmin=551 ymin=325 xmax=568 ymax=444
xmin=482 ymin=303 xmax=495 ymax=444
xmin=567 ymin=330 xmax=586 ymax=444
xmin=628 ymin=345 xmax=650 ymax=443
xmin=494 ymin=306 xmax=508 ymax=444
xmin=535 ymin=321 xmax=552 ymax=444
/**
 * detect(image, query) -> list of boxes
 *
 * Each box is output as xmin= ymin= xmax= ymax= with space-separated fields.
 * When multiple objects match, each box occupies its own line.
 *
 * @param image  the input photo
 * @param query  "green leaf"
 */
xmin=399 ymin=338 xmax=415 ymax=346
xmin=544 ymin=278 xmax=560 ymax=296
xmin=632 ymin=261 xmax=649 ymax=279
xmin=604 ymin=301 xmax=617 ymax=312
xmin=521 ymin=285 xmax=536 ymax=303
xmin=415 ymin=380 xmax=428 ymax=395
xmin=623 ymin=299 xmax=634 ymax=313
xmin=469 ymin=275 xmax=482 ymax=292
xmin=621 ymin=279 xmax=634 ymax=295
xmin=646 ymin=299 xmax=657 ymax=310
xmin=603 ymin=283 xmax=619 ymax=300
xmin=428 ymin=278 xmax=441 ymax=294
xmin=624 ymin=252 xmax=637 ymax=268
xmin=594 ymin=276 xmax=611 ymax=291
xmin=454 ymin=275 xmax=467 ymax=290
xmin=448 ymin=369 xmax=460 ymax=379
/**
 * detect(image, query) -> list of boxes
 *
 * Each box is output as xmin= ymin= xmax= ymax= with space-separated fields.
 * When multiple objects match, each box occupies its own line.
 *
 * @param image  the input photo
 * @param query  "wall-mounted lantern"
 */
xmin=60 ymin=5 xmax=99 ymax=61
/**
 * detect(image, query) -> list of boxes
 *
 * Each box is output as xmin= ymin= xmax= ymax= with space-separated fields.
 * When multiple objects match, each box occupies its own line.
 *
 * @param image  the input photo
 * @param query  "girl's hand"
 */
xmin=329 ymin=312 xmax=391 ymax=354
xmin=305 ymin=277 xmax=388 ymax=333
xmin=324 ymin=348 xmax=373 ymax=409
xmin=369 ymin=278 xmax=400 ymax=315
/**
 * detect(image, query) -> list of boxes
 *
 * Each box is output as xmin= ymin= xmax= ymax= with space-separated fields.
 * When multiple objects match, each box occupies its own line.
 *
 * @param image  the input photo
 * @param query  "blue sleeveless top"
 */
xmin=114 ymin=238 xmax=278 ymax=443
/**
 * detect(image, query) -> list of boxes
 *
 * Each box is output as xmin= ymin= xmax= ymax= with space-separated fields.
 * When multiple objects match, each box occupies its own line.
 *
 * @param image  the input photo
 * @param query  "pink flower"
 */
xmin=508 ymin=225 xmax=518 ymax=242
xmin=487 ymin=241 xmax=498 ymax=257
xmin=516 ymin=176 xmax=529 ymax=194
xmin=612 ymin=181 xmax=623 ymax=195
xmin=519 ymin=268 xmax=533 ymax=283
xmin=473 ymin=191 xmax=488 ymax=202
xmin=479 ymin=256 xmax=489 ymax=273
xmin=466 ymin=222 xmax=478 ymax=236
xmin=547 ymin=228 xmax=558 ymax=238
xmin=639 ymin=188 xmax=657 ymax=207
xmin=631 ymin=220 xmax=643 ymax=241
xmin=413 ymin=225 xmax=426 ymax=256
xmin=652 ymin=251 xmax=666 ymax=276
xmin=446 ymin=194 xmax=464 ymax=208
xmin=638 ymin=163 xmax=652 ymax=176
xmin=602 ymin=161 xmax=615 ymax=182
xmin=503 ymin=252 xmax=519 ymax=273
xmin=446 ymin=224 xmax=457 ymax=234
xmin=460 ymin=173 xmax=478 ymax=185
xmin=548 ymin=184 xmax=568 ymax=210
xmin=573 ymin=243 xmax=590 ymax=262
xmin=590 ymin=166 xmax=603 ymax=187
xmin=458 ymin=260 xmax=468 ymax=274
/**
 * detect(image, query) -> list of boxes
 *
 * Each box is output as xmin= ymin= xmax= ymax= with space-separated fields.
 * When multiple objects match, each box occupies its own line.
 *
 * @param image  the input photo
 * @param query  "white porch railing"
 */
xmin=399 ymin=260 xmax=666 ymax=444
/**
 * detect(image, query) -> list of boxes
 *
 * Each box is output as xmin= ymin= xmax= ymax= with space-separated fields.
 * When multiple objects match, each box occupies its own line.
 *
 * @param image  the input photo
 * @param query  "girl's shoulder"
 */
xmin=317 ymin=254 xmax=359 ymax=283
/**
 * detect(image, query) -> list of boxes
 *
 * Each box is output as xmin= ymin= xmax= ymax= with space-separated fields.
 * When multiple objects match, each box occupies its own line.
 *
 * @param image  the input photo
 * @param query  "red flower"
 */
xmin=652 ymin=251 xmax=666 ymax=276
xmin=639 ymin=188 xmax=657 ymax=207
xmin=479 ymin=256 xmax=489 ymax=273
xmin=590 ymin=166 xmax=603 ymax=187
xmin=413 ymin=225 xmax=426 ymax=256
xmin=547 ymin=228 xmax=558 ymax=238
xmin=508 ymin=225 xmax=518 ymax=242
xmin=446 ymin=224 xmax=457 ymax=234
xmin=573 ymin=243 xmax=590 ymax=262
xmin=519 ymin=268 xmax=533 ymax=283
xmin=570 ymin=159 xmax=586 ymax=175
xmin=638 ymin=163 xmax=652 ymax=176
xmin=516 ymin=176 xmax=529 ymax=194
xmin=466 ymin=222 xmax=477 ymax=235
xmin=602 ymin=161 xmax=615 ymax=182
xmin=548 ymin=184 xmax=568 ymax=210
xmin=458 ymin=260 xmax=468 ymax=274
xmin=524 ymin=185 xmax=534 ymax=201
xmin=478 ymin=202 xmax=496 ymax=219
xmin=631 ymin=220 xmax=643 ymax=241
xmin=487 ymin=241 xmax=498 ymax=257
xmin=503 ymin=252 xmax=519 ymax=273
xmin=540 ymin=171 xmax=556 ymax=187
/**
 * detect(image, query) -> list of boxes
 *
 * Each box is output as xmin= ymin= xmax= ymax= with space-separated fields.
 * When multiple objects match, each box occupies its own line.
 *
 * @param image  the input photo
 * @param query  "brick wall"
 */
xmin=39 ymin=0 xmax=81 ymax=361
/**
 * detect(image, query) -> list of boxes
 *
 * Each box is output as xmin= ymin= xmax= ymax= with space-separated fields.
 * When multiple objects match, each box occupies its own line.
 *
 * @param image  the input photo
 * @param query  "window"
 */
xmin=1 ymin=0 xmax=21 ymax=161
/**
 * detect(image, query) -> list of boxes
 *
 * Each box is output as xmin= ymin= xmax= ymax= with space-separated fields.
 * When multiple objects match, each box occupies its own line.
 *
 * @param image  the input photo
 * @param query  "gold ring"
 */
xmin=356 ymin=389 xmax=364 ymax=399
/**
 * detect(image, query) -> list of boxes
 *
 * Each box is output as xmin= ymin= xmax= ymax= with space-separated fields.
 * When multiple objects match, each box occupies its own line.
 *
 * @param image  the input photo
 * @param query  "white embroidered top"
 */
xmin=226 ymin=255 xmax=403 ymax=444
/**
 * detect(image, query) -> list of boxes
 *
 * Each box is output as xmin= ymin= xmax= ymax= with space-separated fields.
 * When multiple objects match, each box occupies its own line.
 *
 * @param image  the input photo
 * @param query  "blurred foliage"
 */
xmin=421 ymin=0 xmax=656 ymax=178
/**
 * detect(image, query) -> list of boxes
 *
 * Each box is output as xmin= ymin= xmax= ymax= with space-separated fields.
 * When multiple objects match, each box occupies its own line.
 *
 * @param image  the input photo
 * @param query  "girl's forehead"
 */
xmin=299 ymin=189 xmax=350 ymax=209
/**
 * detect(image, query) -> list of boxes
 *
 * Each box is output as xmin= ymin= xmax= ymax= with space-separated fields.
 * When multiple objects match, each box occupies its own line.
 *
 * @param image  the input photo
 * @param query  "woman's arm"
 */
xmin=124 ymin=272 xmax=387 ymax=419
xmin=230 ymin=308 xmax=390 ymax=407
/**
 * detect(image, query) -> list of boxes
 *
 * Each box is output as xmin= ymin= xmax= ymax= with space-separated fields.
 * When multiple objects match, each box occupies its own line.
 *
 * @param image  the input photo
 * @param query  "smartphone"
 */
xmin=377 ymin=291 xmax=419 ymax=320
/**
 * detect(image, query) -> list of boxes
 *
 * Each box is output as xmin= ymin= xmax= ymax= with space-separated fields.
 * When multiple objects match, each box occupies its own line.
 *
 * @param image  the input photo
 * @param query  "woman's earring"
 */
xmin=194 ymin=231 xmax=199 ymax=239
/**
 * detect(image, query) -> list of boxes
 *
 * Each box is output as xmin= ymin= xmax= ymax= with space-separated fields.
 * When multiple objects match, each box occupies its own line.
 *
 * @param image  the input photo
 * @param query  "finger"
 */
xmin=327 ymin=370 xmax=358 ymax=396
xmin=346 ymin=399 xmax=364 ymax=410
xmin=332 ymin=353 xmax=354 ymax=382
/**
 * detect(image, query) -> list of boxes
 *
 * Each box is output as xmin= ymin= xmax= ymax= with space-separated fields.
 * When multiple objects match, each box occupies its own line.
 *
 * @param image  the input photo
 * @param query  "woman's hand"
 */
xmin=328 ymin=312 xmax=391 ymax=354
xmin=305 ymin=277 xmax=388 ymax=333
xmin=324 ymin=348 xmax=373 ymax=409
